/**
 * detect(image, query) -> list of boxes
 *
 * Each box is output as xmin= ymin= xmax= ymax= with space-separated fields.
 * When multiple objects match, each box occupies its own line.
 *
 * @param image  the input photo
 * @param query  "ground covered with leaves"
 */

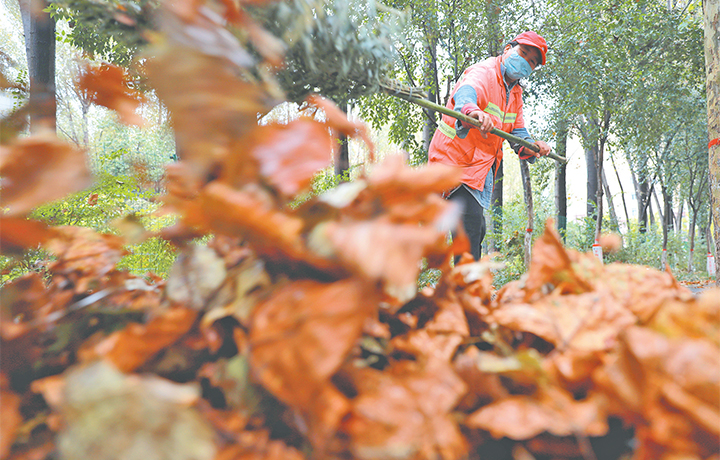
xmin=1 ymin=1 xmax=719 ymax=460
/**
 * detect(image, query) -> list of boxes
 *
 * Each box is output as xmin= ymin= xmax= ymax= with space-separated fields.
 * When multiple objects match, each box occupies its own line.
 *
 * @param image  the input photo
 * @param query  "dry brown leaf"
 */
xmin=145 ymin=39 xmax=267 ymax=182
xmin=344 ymin=359 xmax=468 ymax=460
xmin=523 ymin=222 xmax=595 ymax=296
xmin=249 ymin=119 xmax=333 ymax=198
xmin=187 ymin=183 xmax=304 ymax=254
xmin=78 ymin=63 xmax=146 ymax=126
xmin=0 ymin=217 xmax=53 ymax=255
xmin=44 ymin=226 xmax=127 ymax=293
xmin=312 ymin=217 xmax=447 ymax=301
xmin=249 ymin=278 xmax=373 ymax=447
xmin=166 ymin=244 xmax=227 ymax=311
xmin=490 ymin=291 xmax=636 ymax=353
xmin=0 ymin=381 xmax=22 ymax=459
xmin=465 ymin=386 xmax=608 ymax=440
xmin=57 ymin=362 xmax=216 ymax=460
xmin=0 ymin=132 xmax=90 ymax=216
xmin=599 ymin=263 xmax=693 ymax=322
xmin=647 ymin=288 xmax=720 ymax=346
xmin=365 ymin=155 xmax=463 ymax=209
xmin=101 ymin=307 xmax=197 ymax=372
xmin=452 ymin=346 xmax=509 ymax=412
xmin=390 ymin=330 xmax=464 ymax=364
xmin=305 ymin=95 xmax=375 ymax=161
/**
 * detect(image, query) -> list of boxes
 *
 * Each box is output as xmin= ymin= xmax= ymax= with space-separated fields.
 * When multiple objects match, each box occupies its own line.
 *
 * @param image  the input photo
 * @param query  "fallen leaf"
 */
xmin=101 ymin=307 xmax=198 ymax=372
xmin=249 ymin=278 xmax=372 ymax=448
xmin=166 ymin=244 xmax=227 ymax=311
xmin=522 ymin=222 xmax=595 ymax=296
xmin=78 ymin=63 xmax=146 ymax=126
xmin=58 ymin=362 xmax=216 ymax=460
xmin=344 ymin=359 xmax=468 ymax=460
xmin=490 ymin=291 xmax=637 ymax=353
xmin=249 ymin=119 xmax=333 ymax=198
xmin=0 ymin=381 xmax=22 ymax=459
xmin=465 ymin=386 xmax=608 ymax=440
xmin=0 ymin=132 xmax=90 ymax=216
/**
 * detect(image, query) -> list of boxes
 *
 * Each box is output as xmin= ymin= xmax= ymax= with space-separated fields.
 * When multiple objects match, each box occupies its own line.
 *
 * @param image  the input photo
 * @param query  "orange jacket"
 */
xmin=428 ymin=56 xmax=526 ymax=190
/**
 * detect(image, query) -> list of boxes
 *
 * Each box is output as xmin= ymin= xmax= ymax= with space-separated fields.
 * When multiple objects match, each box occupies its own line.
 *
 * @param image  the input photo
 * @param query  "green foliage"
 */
xmin=252 ymin=0 xmax=406 ymax=103
xmin=47 ymin=0 xmax=154 ymax=66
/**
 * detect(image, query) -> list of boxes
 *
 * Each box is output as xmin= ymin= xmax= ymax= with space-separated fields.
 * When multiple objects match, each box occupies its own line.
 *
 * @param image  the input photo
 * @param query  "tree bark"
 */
xmin=584 ymin=142 xmax=599 ymax=220
xmin=490 ymin=161 xmax=503 ymax=251
xmin=601 ymin=169 xmax=618 ymax=229
xmin=555 ymin=121 xmax=569 ymax=241
xmin=638 ymin=178 xmax=652 ymax=233
xmin=421 ymin=32 xmax=438 ymax=152
xmin=334 ymin=101 xmax=350 ymax=179
xmin=19 ymin=0 xmax=56 ymax=132
xmin=520 ymin=160 xmax=534 ymax=268
xmin=661 ymin=185 xmax=671 ymax=267
xmin=688 ymin=208 xmax=698 ymax=271
xmin=704 ymin=0 xmax=720 ymax=284
xmin=611 ymin=154 xmax=631 ymax=229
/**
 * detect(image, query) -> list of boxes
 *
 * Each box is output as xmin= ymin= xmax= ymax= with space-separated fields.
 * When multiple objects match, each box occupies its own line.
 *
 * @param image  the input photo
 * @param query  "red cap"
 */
xmin=512 ymin=31 xmax=547 ymax=66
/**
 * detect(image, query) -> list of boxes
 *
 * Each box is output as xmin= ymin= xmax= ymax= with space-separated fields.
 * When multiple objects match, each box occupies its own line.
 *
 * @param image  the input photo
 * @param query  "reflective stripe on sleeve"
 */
xmin=503 ymin=112 xmax=517 ymax=123
xmin=483 ymin=102 xmax=504 ymax=119
xmin=438 ymin=120 xmax=456 ymax=139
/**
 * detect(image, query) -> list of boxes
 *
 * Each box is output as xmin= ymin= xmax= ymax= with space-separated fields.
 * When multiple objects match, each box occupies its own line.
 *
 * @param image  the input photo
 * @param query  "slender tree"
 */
xmin=704 ymin=0 xmax=720 ymax=283
xmin=19 ymin=0 xmax=56 ymax=132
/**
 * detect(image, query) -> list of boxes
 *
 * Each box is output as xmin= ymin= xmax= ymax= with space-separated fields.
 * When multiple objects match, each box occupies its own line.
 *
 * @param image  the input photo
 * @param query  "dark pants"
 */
xmin=447 ymin=185 xmax=486 ymax=260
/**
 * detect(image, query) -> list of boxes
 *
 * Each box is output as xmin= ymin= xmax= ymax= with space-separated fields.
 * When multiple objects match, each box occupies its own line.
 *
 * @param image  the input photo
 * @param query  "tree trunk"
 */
xmin=585 ymin=142 xmax=599 ymax=220
xmin=601 ymin=169 xmax=618 ymax=230
xmin=19 ymin=0 xmax=56 ymax=132
xmin=611 ymin=154 xmax=631 ymax=230
xmin=653 ymin=187 xmax=664 ymax=229
xmin=421 ymin=35 xmax=438 ymax=152
xmin=334 ymin=100 xmax=350 ymax=179
xmin=661 ymin=185 xmax=671 ymax=268
xmin=675 ymin=199 xmax=684 ymax=234
xmin=555 ymin=121 xmax=569 ymax=241
xmin=489 ymin=162 xmax=503 ymax=252
xmin=638 ymin=178 xmax=651 ymax=233
xmin=520 ymin=160 xmax=534 ymax=268
xmin=704 ymin=0 xmax=720 ymax=284
xmin=688 ymin=208 xmax=698 ymax=271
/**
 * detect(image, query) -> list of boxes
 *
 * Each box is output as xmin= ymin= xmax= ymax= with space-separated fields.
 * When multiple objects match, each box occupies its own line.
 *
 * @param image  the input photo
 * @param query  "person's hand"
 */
xmin=533 ymin=140 xmax=551 ymax=157
xmin=467 ymin=110 xmax=496 ymax=138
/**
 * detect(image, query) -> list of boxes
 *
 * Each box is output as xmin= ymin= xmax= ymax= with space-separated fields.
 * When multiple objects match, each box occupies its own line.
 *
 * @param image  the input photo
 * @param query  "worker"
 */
xmin=428 ymin=31 xmax=552 ymax=260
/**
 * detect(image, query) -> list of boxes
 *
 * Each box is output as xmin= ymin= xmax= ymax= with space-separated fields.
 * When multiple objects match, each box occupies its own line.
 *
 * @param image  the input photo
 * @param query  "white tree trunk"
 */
xmin=704 ymin=0 xmax=720 ymax=284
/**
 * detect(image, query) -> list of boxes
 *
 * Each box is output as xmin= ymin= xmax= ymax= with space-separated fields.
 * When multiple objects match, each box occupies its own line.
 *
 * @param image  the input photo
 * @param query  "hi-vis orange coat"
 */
xmin=428 ymin=55 xmax=526 ymax=191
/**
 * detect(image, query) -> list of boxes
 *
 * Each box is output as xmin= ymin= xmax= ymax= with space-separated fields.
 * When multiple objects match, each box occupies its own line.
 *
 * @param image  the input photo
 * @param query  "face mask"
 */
xmin=503 ymin=48 xmax=533 ymax=81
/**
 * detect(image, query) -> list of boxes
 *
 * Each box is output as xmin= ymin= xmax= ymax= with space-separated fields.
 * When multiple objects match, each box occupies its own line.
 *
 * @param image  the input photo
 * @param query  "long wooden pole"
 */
xmin=385 ymin=88 xmax=568 ymax=164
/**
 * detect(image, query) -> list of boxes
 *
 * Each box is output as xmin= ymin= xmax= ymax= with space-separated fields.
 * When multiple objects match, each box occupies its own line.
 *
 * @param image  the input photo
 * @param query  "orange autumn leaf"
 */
xmin=101 ymin=307 xmax=198 ymax=372
xmin=0 ymin=381 xmax=22 ymax=459
xmin=188 ymin=182 xmax=305 ymax=257
xmin=0 ymin=132 xmax=90 ymax=216
xmin=465 ymin=386 xmax=608 ymax=440
xmin=490 ymin=291 xmax=636 ymax=353
xmin=145 ymin=40 xmax=265 ymax=182
xmin=78 ymin=63 xmax=146 ymax=126
xmin=599 ymin=263 xmax=695 ymax=322
xmin=344 ymin=359 xmax=468 ymax=460
xmin=249 ymin=278 xmax=372 ymax=446
xmin=522 ymin=222 xmax=596 ymax=297
xmin=0 ymin=217 xmax=53 ymax=255
xmin=249 ymin=119 xmax=333 ymax=198
xmin=44 ymin=226 xmax=127 ymax=292
xmin=305 ymin=95 xmax=375 ymax=161
xmin=313 ymin=216 xmax=448 ymax=301
xmin=365 ymin=155 xmax=463 ymax=209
